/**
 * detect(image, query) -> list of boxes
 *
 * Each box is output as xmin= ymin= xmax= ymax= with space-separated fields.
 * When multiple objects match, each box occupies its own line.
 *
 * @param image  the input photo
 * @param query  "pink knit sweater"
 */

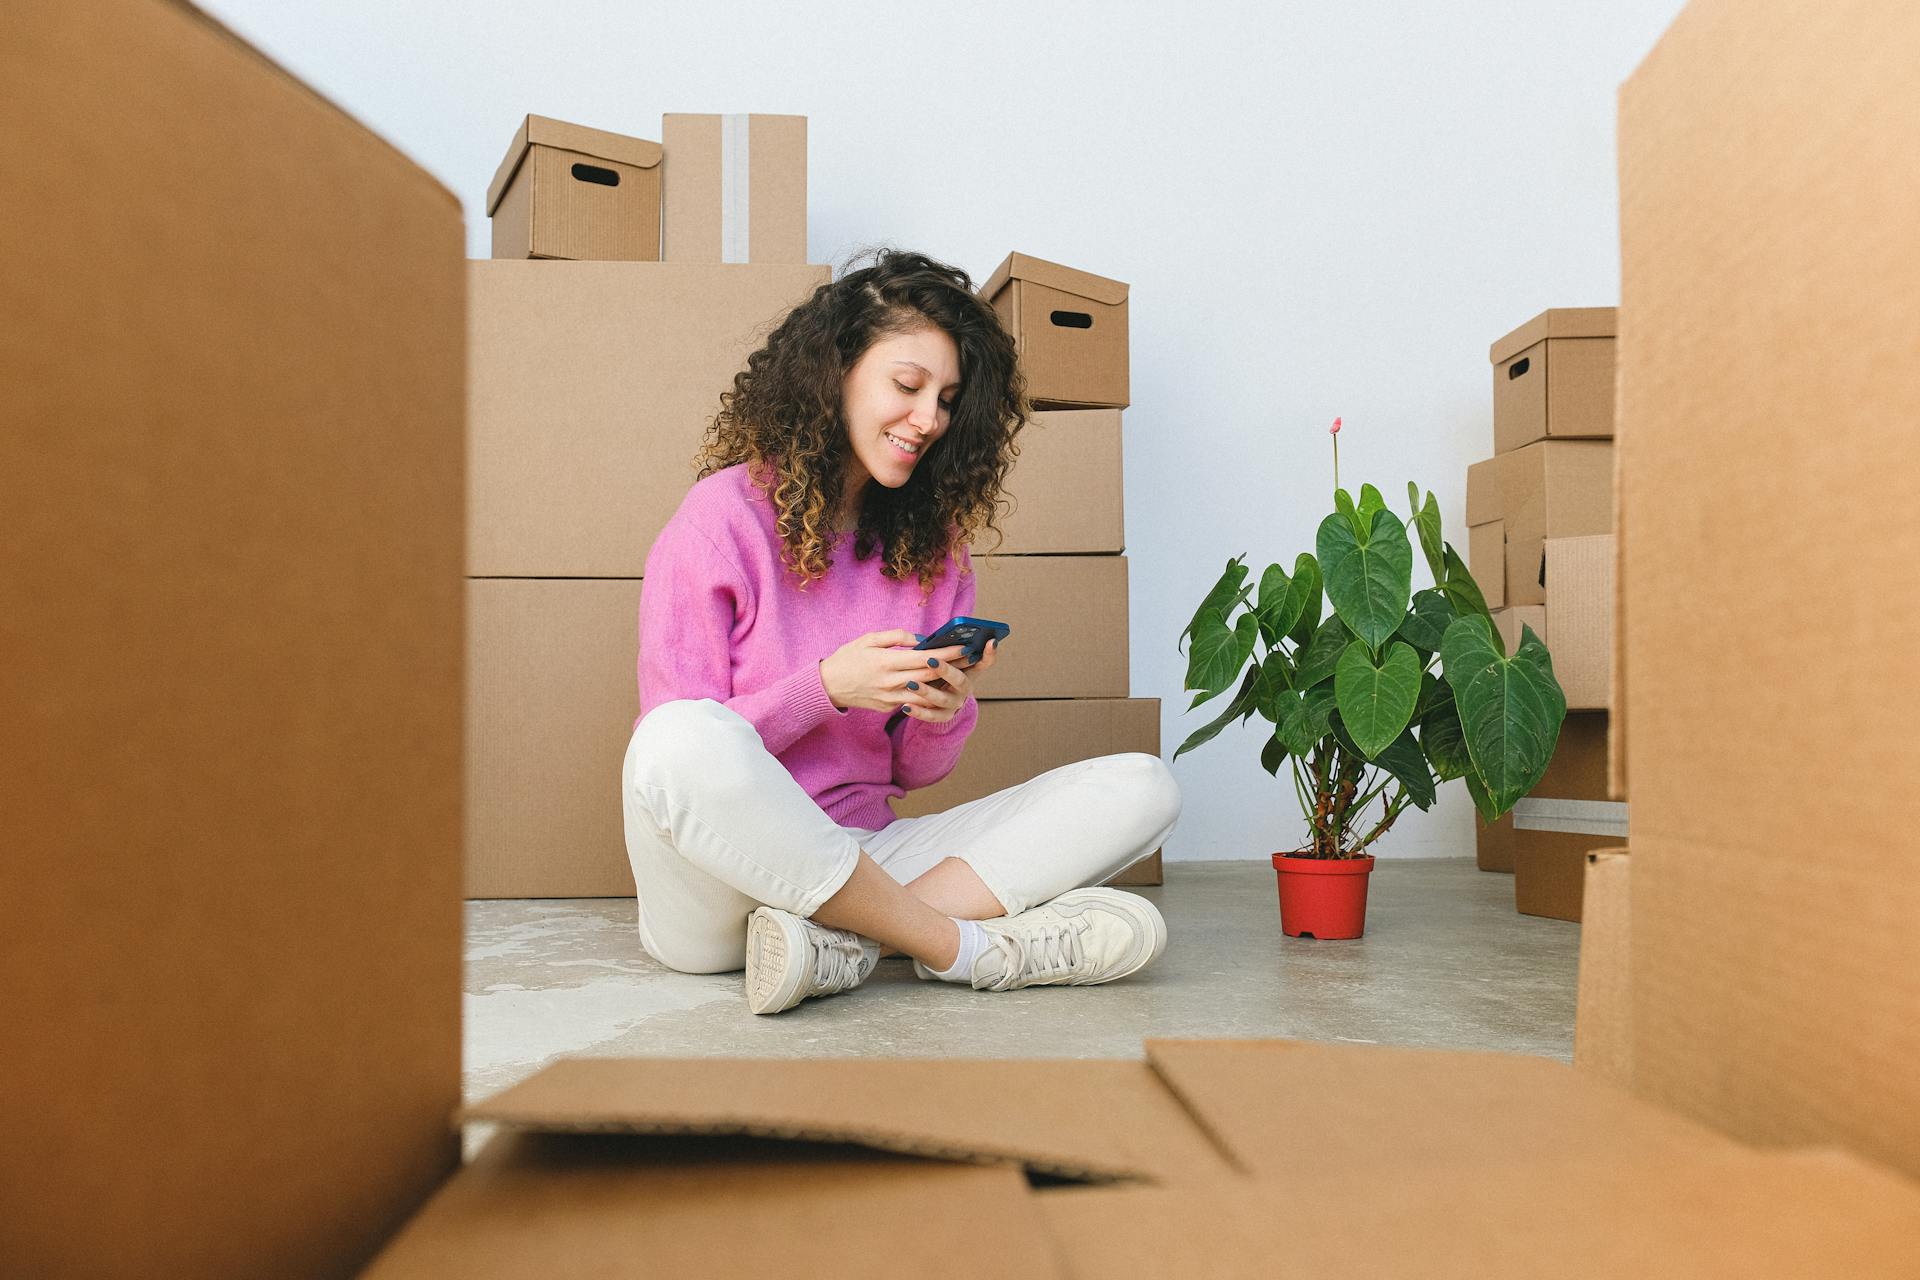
xmin=636 ymin=462 xmax=979 ymax=831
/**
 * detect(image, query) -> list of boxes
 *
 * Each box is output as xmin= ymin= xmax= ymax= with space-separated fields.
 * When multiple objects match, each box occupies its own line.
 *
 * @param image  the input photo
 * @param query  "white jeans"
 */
xmin=621 ymin=699 xmax=1183 ymax=974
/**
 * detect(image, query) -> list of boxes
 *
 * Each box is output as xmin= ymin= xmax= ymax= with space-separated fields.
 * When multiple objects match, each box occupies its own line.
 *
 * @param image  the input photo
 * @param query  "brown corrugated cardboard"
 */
xmin=1511 ymin=712 xmax=1617 ymax=921
xmin=1038 ymin=1148 xmax=1920 ymax=1279
xmin=467 ymin=579 xmax=641 ymax=900
xmin=1498 ymin=439 xmax=1613 ymax=605
xmin=2 ymin=2 xmax=465 ymax=1275
xmin=1490 ymin=307 xmax=1617 ymax=454
xmin=1575 ymin=849 xmax=1632 ymax=1086
xmin=1609 ymin=393 xmax=1629 ymax=799
xmin=468 ymin=261 xmax=827 ymax=577
xmin=661 ymin=113 xmax=807 ymax=264
xmin=1468 ymin=520 xmax=1505 ymax=607
xmin=1543 ymin=534 xmax=1613 ymax=710
xmin=488 ymin=114 xmax=664 ymax=262
xmin=990 ymin=408 xmax=1125 ymax=554
xmin=1465 ymin=456 xmax=1503 ymax=526
xmin=970 ymin=556 xmax=1129 ymax=699
xmin=1475 ymin=813 xmax=1515 ymax=873
xmin=892 ymin=698 xmax=1164 ymax=886
xmin=368 ymin=1039 xmax=1793 ymax=1278
xmin=981 ymin=252 xmax=1130 ymax=408
xmin=1618 ymin=0 xmax=1920 ymax=1181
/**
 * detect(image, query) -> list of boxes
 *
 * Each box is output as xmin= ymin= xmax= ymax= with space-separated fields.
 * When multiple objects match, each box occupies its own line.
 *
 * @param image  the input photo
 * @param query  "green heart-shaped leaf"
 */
xmin=1334 ymin=488 xmax=1364 ymax=540
xmin=1253 ymin=650 xmax=1293 ymax=723
xmin=1259 ymin=731 xmax=1288 ymax=777
xmin=1186 ymin=609 xmax=1258 ymax=701
xmin=1440 ymin=615 xmax=1567 ymax=814
xmin=1286 ymin=554 xmax=1323 ymax=646
xmin=1372 ymin=730 xmax=1437 ymax=810
xmin=1412 ymin=487 xmax=1446 ymax=585
xmin=1293 ymin=614 xmax=1352 ymax=690
xmin=1396 ymin=588 xmax=1458 ymax=654
xmin=1276 ymin=684 xmax=1336 ymax=757
xmin=1334 ymin=640 xmax=1422 ymax=759
xmin=1358 ymin=483 xmax=1388 ymax=534
xmin=1439 ymin=544 xmax=1493 ymax=636
xmin=1318 ymin=505 xmax=1414 ymax=649
xmin=1418 ymin=697 xmax=1470 ymax=781
xmin=1174 ymin=664 xmax=1261 ymax=761
xmin=1180 ymin=556 xmax=1249 ymax=655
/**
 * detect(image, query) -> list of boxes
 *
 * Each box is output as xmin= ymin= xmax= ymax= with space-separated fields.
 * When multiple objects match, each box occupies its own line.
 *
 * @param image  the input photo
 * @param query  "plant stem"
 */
xmin=1354 ymin=789 xmax=1412 ymax=854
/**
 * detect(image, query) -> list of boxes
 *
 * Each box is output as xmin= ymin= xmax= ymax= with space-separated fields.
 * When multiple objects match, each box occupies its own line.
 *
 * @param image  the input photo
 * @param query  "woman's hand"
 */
xmin=819 ymin=630 xmax=971 ymax=714
xmin=905 ymin=637 xmax=999 ymax=723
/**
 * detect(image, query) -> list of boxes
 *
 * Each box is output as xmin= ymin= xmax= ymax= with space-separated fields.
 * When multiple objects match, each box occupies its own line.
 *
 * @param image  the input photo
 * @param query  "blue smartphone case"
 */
xmin=914 ymin=615 xmax=1010 ymax=666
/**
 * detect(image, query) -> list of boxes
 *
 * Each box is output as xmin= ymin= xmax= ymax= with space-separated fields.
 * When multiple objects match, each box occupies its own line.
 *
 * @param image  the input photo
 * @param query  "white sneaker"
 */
xmin=744 ymin=906 xmax=880 ymax=1015
xmin=914 ymin=888 xmax=1167 ymax=991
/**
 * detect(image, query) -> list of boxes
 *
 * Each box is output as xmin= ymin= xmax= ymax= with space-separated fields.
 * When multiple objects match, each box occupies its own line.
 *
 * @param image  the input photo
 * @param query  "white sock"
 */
xmin=925 ymin=917 xmax=989 ymax=983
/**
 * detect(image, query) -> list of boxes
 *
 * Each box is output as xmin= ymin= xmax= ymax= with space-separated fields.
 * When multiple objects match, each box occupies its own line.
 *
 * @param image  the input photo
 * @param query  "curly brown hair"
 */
xmin=694 ymin=248 xmax=1027 ymax=599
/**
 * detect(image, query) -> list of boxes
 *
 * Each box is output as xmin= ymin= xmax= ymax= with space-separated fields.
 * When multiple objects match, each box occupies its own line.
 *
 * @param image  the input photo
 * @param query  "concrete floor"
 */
xmin=464 ymin=858 xmax=1579 ymax=1111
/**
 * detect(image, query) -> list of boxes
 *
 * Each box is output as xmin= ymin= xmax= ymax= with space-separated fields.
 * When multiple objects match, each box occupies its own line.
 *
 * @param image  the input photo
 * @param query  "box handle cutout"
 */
xmin=1050 ymin=310 xmax=1093 ymax=330
xmin=1507 ymin=356 xmax=1531 ymax=380
xmin=571 ymin=163 xmax=622 ymax=188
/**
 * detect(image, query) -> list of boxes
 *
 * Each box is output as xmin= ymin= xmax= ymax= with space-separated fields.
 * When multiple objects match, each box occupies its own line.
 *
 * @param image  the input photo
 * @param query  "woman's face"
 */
xmin=840 ymin=324 xmax=961 ymax=496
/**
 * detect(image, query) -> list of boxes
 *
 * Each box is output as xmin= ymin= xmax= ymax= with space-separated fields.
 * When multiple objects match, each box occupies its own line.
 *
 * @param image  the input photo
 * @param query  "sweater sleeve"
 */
xmin=890 ymin=549 xmax=980 ymax=790
xmin=637 ymin=517 xmax=842 ymax=756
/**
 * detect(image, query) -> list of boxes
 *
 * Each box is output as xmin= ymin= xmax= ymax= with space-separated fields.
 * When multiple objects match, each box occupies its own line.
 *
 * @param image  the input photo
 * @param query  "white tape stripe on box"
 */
xmin=1511 ymin=798 xmax=1630 ymax=839
xmin=720 ymin=114 xmax=750 ymax=263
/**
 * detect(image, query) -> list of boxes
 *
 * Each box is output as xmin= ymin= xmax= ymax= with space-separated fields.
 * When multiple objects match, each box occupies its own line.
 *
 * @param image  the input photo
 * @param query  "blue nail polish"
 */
xmin=927 ymin=657 xmax=939 ymax=667
xmin=906 ymin=680 xmax=919 ymax=691
xmin=913 ymin=633 xmax=925 ymax=642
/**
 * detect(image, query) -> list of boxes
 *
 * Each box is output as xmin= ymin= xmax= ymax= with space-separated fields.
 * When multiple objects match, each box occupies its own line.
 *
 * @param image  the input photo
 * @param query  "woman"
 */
xmin=622 ymin=249 xmax=1183 ymax=1015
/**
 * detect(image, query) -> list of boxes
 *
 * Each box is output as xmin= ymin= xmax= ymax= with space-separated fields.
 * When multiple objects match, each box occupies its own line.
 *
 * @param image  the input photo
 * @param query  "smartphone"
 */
xmin=914 ymin=615 xmax=1011 ymax=667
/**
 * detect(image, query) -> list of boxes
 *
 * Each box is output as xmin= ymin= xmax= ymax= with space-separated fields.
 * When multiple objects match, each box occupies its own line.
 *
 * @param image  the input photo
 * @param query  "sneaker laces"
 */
xmin=808 ymin=929 xmax=870 ymax=995
xmin=980 ymin=918 xmax=1088 ymax=991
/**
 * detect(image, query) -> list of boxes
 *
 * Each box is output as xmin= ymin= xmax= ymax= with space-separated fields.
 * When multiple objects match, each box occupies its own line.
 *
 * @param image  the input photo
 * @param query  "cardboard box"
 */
xmin=1469 ymin=520 xmax=1506 ymax=607
xmin=989 ymin=408 xmax=1125 ymax=554
xmin=982 ymin=252 xmax=1130 ymax=409
xmin=1609 ymin=399 xmax=1630 ymax=800
xmin=1490 ymin=605 xmax=1547 ymax=656
xmin=1498 ymin=440 xmax=1613 ymax=605
xmin=1511 ymin=712 xmax=1622 ymax=922
xmin=1490 ymin=307 xmax=1617 ymax=454
xmin=1475 ymin=812 xmax=1515 ymax=873
xmin=661 ymin=113 xmax=807 ymax=263
xmin=3 ymin=2 xmax=466 ymax=1274
xmin=365 ymin=1041 xmax=1920 ymax=1277
xmin=1575 ymin=849 xmax=1632 ymax=1087
xmin=468 ymin=261 xmax=827 ymax=577
xmin=970 ymin=556 xmax=1129 ymax=699
xmin=1542 ymin=535 xmax=1613 ymax=709
xmin=487 ymin=114 xmax=664 ymax=262
xmin=1465 ymin=456 xmax=1503 ymax=526
xmin=892 ymin=698 xmax=1164 ymax=886
xmin=1617 ymin=0 xmax=1920 ymax=1180
xmin=467 ymin=579 xmax=642 ymax=900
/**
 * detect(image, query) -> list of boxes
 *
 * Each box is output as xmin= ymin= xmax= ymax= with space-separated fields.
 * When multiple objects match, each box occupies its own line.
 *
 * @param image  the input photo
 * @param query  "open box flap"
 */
xmin=980 ymin=251 xmax=1130 ymax=306
xmin=461 ymin=1055 xmax=1237 ymax=1185
xmin=1035 ymin=1146 xmax=1920 ymax=1278
xmin=1142 ymin=1039 xmax=1738 ymax=1178
xmin=364 ymin=1129 xmax=1067 ymax=1279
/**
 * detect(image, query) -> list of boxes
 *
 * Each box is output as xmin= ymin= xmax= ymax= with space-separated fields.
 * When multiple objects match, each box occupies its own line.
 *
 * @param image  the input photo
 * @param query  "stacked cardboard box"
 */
xmin=1466 ymin=310 xmax=1623 ymax=904
xmin=889 ymin=252 xmax=1163 ymax=888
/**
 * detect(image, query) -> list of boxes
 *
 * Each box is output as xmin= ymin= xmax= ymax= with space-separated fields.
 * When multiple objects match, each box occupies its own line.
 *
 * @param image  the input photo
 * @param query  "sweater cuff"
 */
xmin=782 ymin=660 xmax=843 ymax=727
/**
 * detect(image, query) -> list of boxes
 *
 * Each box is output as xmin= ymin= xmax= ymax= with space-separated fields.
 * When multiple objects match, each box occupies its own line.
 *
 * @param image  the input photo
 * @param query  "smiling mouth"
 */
xmin=884 ymin=431 xmax=921 ymax=457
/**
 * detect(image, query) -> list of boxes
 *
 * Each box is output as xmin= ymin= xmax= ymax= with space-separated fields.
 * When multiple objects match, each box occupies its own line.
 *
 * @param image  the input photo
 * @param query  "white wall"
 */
xmin=201 ymin=0 xmax=1685 ymax=860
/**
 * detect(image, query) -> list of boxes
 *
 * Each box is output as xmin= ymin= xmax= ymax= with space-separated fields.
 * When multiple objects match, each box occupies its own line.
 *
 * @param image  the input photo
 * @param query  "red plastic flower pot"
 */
xmin=1271 ymin=852 xmax=1376 ymax=939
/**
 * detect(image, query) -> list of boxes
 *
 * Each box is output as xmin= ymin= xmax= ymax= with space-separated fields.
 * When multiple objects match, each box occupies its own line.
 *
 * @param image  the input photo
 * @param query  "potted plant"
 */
xmin=1174 ymin=425 xmax=1568 ymax=938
